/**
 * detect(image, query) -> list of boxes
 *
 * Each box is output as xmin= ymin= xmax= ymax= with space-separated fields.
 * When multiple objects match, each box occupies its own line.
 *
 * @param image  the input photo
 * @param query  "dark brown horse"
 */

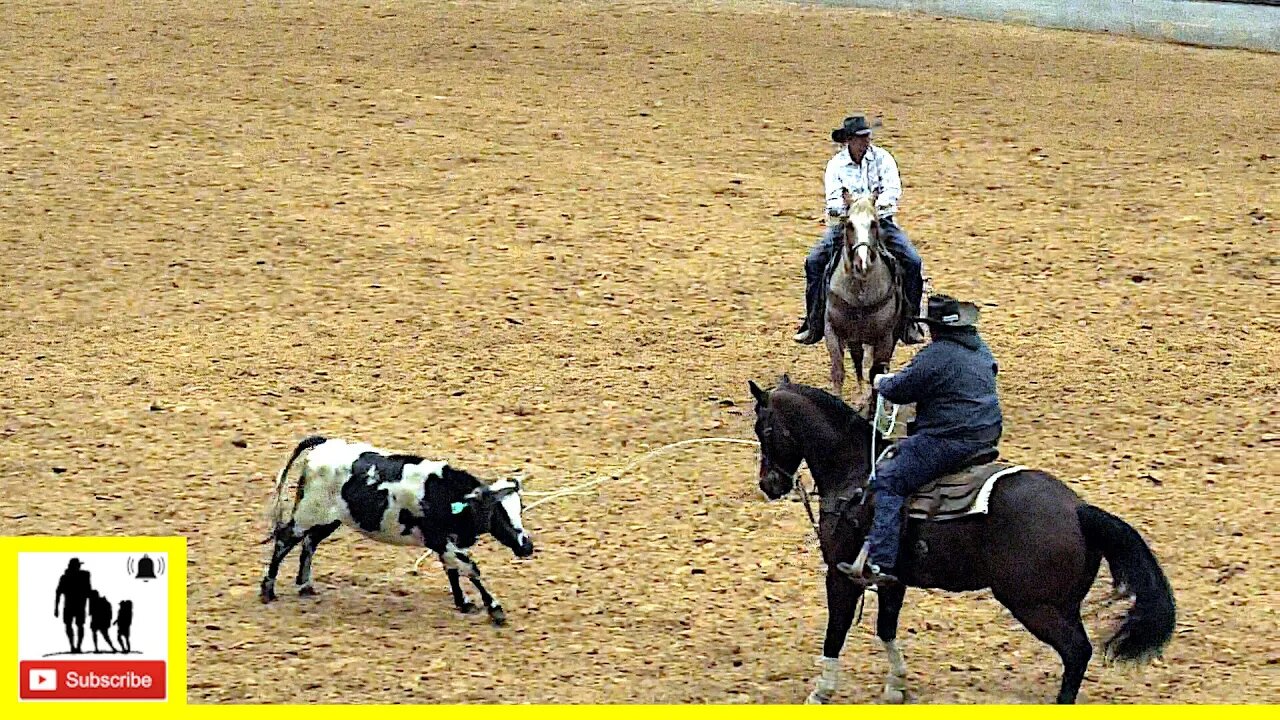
xmin=824 ymin=190 xmax=908 ymax=402
xmin=748 ymin=375 xmax=1175 ymax=704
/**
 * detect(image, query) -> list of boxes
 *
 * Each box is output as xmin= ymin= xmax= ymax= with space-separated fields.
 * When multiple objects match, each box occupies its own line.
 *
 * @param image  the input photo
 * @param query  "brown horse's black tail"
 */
xmin=1078 ymin=504 xmax=1176 ymax=663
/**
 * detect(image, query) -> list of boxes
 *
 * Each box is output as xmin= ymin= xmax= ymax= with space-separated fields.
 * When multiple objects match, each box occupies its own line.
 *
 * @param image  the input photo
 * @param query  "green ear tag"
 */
xmin=451 ymin=502 xmax=467 ymax=515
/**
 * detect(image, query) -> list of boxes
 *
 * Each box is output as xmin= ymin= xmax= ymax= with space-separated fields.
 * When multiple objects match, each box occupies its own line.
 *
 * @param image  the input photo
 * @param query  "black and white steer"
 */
xmin=260 ymin=435 xmax=534 ymax=625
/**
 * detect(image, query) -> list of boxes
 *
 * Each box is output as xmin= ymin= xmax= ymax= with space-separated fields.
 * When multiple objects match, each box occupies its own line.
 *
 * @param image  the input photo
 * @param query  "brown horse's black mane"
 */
xmin=782 ymin=381 xmax=878 ymax=447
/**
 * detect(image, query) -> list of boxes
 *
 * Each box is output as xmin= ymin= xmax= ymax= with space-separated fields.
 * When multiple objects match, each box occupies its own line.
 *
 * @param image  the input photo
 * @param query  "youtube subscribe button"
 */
xmin=19 ymin=660 xmax=166 ymax=700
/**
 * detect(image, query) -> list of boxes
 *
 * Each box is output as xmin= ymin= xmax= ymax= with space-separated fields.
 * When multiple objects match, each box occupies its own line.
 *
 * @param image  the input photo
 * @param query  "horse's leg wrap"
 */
xmin=806 ymin=656 xmax=841 ymax=704
xmin=880 ymin=638 xmax=907 ymax=703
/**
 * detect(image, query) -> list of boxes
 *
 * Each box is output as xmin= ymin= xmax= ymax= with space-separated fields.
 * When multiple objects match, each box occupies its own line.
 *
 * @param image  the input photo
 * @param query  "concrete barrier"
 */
xmin=800 ymin=0 xmax=1280 ymax=53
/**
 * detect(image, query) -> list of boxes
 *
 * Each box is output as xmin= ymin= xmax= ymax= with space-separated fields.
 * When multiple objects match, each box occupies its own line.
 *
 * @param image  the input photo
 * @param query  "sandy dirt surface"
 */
xmin=1 ymin=0 xmax=1277 ymax=705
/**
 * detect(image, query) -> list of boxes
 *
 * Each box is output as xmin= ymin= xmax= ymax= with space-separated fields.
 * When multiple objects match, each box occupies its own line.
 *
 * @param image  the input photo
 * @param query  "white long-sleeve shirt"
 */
xmin=824 ymin=144 xmax=902 ymax=219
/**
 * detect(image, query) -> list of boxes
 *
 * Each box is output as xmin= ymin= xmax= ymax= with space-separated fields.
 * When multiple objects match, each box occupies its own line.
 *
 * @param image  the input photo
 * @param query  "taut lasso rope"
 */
xmin=409 ymin=395 xmax=902 ymax=573
xmin=410 ymin=436 xmax=764 ymax=572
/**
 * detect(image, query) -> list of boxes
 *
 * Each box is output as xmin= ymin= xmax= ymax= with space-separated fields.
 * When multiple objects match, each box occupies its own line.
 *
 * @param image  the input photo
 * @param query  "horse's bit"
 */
xmin=764 ymin=453 xmax=819 ymax=532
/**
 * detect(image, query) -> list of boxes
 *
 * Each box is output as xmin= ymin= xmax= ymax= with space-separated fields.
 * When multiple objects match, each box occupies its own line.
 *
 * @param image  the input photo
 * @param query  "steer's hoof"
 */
xmin=805 ymin=690 xmax=832 ymax=705
xmin=488 ymin=606 xmax=507 ymax=626
xmin=881 ymin=686 xmax=906 ymax=704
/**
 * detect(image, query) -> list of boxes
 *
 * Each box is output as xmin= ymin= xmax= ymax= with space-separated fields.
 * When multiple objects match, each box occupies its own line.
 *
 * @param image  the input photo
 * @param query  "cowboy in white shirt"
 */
xmin=795 ymin=115 xmax=925 ymax=345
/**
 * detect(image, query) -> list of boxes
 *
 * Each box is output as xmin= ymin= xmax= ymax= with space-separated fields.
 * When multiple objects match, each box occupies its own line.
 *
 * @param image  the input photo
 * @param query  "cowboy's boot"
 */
xmin=795 ymin=324 xmax=821 ymax=345
xmin=794 ymin=294 xmax=824 ymax=345
xmin=837 ymin=560 xmax=900 ymax=588
xmin=794 ymin=317 xmax=815 ymax=344
xmin=901 ymin=275 xmax=928 ymax=344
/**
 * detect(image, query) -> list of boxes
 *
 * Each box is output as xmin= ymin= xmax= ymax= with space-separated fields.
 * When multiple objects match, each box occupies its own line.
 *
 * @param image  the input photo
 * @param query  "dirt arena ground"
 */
xmin=2 ymin=0 xmax=1277 ymax=705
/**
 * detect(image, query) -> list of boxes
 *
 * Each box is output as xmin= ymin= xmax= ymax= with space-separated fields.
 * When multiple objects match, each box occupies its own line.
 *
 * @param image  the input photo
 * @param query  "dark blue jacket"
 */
xmin=878 ymin=328 xmax=1003 ymax=445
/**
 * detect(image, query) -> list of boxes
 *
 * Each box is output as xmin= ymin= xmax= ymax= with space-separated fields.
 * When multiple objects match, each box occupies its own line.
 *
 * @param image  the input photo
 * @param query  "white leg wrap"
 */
xmin=806 ymin=656 xmax=840 ymax=704
xmin=881 ymin=639 xmax=907 ymax=703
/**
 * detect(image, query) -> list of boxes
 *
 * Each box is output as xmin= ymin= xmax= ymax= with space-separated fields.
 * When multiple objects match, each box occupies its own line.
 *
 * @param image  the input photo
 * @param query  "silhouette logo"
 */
xmin=18 ymin=552 xmax=169 ymax=701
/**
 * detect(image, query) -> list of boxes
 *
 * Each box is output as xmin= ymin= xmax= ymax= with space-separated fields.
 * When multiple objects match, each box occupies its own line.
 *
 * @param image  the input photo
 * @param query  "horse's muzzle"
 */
xmin=758 ymin=472 xmax=793 ymax=501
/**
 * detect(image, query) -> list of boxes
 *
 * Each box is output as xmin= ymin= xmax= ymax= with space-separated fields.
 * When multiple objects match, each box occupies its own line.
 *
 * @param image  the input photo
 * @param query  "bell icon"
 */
xmin=135 ymin=554 xmax=157 ymax=581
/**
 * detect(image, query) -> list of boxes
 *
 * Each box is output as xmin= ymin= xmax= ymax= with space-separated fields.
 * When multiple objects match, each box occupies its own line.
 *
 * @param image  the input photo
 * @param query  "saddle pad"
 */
xmin=906 ymin=463 xmax=1027 ymax=522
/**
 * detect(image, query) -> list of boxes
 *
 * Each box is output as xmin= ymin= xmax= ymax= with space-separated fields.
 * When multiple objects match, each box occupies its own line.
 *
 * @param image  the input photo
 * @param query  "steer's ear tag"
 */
xmin=451 ymin=502 xmax=467 ymax=515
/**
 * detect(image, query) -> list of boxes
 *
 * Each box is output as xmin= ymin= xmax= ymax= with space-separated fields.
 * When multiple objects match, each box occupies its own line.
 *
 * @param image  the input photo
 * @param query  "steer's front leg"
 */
xmin=443 ymin=542 xmax=505 ymax=626
xmin=441 ymin=559 xmax=479 ymax=614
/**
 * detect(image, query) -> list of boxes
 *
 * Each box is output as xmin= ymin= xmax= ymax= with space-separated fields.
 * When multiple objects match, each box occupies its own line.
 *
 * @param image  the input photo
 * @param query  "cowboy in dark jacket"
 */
xmin=844 ymin=294 xmax=1003 ymax=586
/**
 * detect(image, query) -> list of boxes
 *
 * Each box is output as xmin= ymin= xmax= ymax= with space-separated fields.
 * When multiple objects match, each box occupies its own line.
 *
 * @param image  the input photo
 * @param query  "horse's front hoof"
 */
xmin=488 ymin=606 xmax=507 ymax=626
xmin=805 ymin=690 xmax=832 ymax=705
xmin=297 ymin=585 xmax=317 ymax=598
xmin=881 ymin=686 xmax=906 ymax=704
xmin=456 ymin=601 xmax=479 ymax=615
xmin=260 ymin=582 xmax=277 ymax=604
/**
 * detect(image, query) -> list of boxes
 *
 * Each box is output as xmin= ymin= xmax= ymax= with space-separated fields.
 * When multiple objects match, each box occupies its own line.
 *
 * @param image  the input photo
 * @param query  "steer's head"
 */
xmin=466 ymin=478 xmax=534 ymax=558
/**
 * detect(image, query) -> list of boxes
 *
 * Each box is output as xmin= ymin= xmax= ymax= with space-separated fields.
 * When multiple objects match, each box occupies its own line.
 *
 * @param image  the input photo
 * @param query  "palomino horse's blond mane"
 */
xmin=840 ymin=192 xmax=877 ymax=224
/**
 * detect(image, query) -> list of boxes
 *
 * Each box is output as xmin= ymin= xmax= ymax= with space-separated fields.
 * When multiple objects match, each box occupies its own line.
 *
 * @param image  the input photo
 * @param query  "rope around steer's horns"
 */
xmin=410 ymin=437 xmax=764 ymax=573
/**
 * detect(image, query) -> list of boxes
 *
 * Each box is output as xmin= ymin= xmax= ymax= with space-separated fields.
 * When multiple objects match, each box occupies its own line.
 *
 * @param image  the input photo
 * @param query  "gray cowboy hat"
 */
xmin=831 ymin=114 xmax=880 ymax=143
xmin=913 ymin=294 xmax=980 ymax=328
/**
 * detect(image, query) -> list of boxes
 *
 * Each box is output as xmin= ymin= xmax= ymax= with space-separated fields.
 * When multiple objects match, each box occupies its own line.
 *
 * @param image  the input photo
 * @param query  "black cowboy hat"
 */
xmin=913 ymin=294 xmax=980 ymax=328
xmin=831 ymin=114 xmax=880 ymax=143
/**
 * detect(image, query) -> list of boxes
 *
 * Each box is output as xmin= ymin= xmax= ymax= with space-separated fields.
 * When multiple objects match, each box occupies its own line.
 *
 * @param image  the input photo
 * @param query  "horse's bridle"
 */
xmin=831 ymin=211 xmax=901 ymax=311
xmin=758 ymin=416 xmax=819 ymax=532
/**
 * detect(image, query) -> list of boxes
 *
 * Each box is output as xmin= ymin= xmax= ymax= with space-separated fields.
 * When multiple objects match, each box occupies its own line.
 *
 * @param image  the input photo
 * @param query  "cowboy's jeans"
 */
xmin=802 ymin=217 xmax=924 ymax=335
xmin=867 ymin=433 xmax=992 ymax=569
xmin=878 ymin=218 xmax=924 ymax=317
xmin=803 ymin=225 xmax=843 ymax=331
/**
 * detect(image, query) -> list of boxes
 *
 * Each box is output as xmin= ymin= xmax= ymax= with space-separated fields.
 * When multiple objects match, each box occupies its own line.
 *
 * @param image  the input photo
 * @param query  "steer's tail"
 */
xmin=1077 ymin=504 xmax=1176 ymax=663
xmin=263 ymin=435 xmax=328 ymax=543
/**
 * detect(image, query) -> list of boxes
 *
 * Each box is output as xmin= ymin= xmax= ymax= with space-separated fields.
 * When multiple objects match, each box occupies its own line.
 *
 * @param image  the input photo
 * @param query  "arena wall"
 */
xmin=801 ymin=0 xmax=1280 ymax=52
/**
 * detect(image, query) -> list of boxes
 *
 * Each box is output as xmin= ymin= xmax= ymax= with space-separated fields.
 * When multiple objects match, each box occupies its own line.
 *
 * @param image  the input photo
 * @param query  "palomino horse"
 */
xmin=748 ymin=376 xmax=1175 ymax=704
xmin=824 ymin=190 xmax=909 ymax=403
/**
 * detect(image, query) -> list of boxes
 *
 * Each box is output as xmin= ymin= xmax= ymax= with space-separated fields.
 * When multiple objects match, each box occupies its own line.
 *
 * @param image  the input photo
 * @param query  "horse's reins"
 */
xmin=760 ymin=444 xmax=819 ymax=534
xmin=869 ymin=393 xmax=901 ymax=485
